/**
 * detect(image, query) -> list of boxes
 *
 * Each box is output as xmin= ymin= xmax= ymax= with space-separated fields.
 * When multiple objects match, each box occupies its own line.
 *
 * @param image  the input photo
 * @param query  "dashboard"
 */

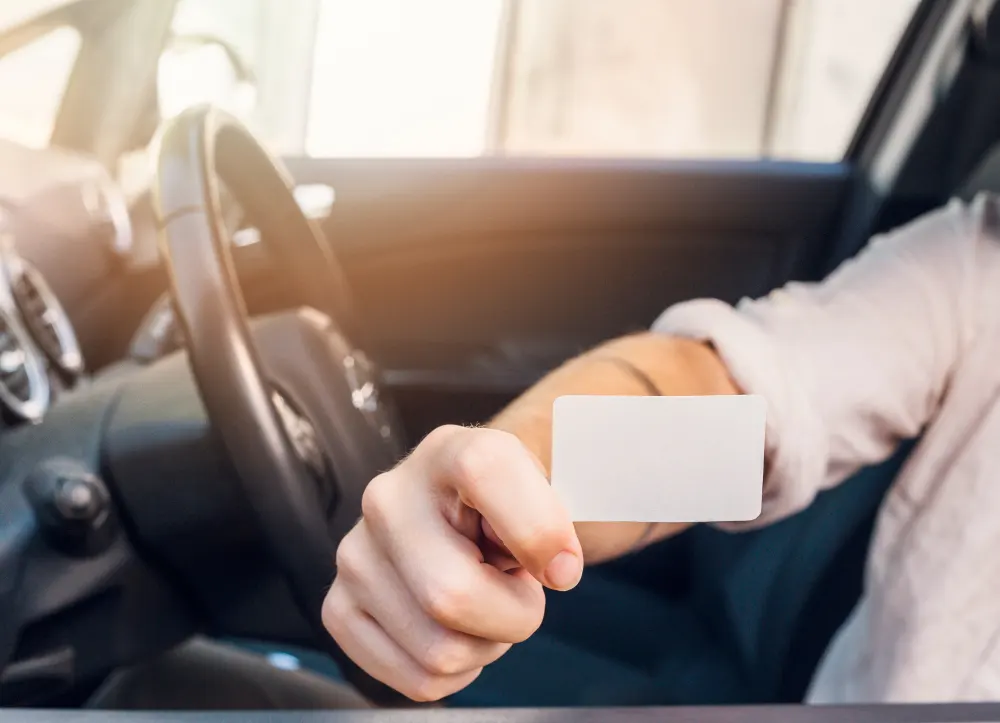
xmin=0 ymin=138 xmax=137 ymax=426
xmin=0 ymin=135 xmax=279 ymax=432
xmin=0 ymin=120 xmax=335 ymax=422
xmin=0 ymin=244 xmax=83 ymax=423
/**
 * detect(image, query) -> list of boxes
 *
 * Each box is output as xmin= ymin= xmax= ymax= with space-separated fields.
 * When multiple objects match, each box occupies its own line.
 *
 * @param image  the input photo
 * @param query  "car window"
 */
xmin=0 ymin=25 xmax=81 ymax=149
xmin=0 ymin=0 xmax=72 ymax=33
xmin=163 ymin=0 xmax=922 ymax=161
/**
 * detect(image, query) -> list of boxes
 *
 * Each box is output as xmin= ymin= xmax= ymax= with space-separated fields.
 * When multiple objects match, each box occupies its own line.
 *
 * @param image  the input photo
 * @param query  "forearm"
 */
xmin=489 ymin=332 xmax=739 ymax=564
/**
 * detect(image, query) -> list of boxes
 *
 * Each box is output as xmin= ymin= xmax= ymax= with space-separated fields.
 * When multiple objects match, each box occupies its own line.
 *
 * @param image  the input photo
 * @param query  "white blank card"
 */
xmin=551 ymin=395 xmax=765 ymax=523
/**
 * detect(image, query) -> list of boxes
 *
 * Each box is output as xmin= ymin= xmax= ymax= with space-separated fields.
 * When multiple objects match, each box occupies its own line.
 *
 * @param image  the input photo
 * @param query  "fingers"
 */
xmin=427 ymin=427 xmax=583 ymax=590
xmin=337 ymin=521 xmax=512 ymax=674
xmin=363 ymin=472 xmax=547 ymax=642
xmin=322 ymin=582 xmax=482 ymax=703
xmin=325 ymin=425 xmax=583 ymax=700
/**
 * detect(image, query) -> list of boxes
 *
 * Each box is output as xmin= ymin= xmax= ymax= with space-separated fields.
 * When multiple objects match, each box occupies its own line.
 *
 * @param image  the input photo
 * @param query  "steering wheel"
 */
xmin=151 ymin=106 xmax=407 ymax=704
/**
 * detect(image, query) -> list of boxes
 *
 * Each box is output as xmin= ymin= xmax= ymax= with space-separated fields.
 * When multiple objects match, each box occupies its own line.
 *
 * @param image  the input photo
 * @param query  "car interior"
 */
xmin=3 ymin=0 xmax=1000 ymax=719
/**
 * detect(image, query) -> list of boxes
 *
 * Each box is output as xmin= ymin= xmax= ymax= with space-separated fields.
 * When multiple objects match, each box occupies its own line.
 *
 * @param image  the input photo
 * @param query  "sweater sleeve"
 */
xmin=653 ymin=197 xmax=987 ymax=526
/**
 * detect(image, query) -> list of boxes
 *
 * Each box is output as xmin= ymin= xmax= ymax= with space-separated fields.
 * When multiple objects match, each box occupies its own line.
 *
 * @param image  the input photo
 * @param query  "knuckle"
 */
xmin=406 ymin=674 xmax=449 ymax=704
xmin=501 ymin=584 xmax=546 ymax=644
xmin=448 ymin=432 xmax=507 ymax=492
xmin=334 ymin=531 xmax=364 ymax=582
xmin=419 ymin=632 xmax=473 ymax=677
xmin=512 ymin=596 xmax=546 ymax=643
xmin=422 ymin=424 xmax=464 ymax=451
xmin=360 ymin=473 xmax=394 ymax=528
xmin=320 ymin=585 xmax=350 ymax=637
xmin=485 ymin=427 xmax=526 ymax=452
xmin=419 ymin=573 xmax=475 ymax=627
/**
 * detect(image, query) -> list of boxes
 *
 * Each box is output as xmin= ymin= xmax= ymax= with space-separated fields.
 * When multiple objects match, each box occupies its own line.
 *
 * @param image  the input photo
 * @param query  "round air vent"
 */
xmin=10 ymin=260 xmax=84 ymax=381
xmin=0 ymin=312 xmax=50 ymax=422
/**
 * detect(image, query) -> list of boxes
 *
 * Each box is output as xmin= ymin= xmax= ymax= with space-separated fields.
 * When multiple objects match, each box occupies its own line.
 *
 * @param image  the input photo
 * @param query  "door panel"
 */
xmin=284 ymin=158 xmax=852 ymax=437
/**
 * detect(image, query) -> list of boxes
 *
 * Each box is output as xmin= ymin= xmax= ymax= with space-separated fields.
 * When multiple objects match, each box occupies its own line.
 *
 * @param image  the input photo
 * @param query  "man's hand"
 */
xmin=323 ymin=333 xmax=737 ymax=700
xmin=322 ymin=425 xmax=583 ymax=702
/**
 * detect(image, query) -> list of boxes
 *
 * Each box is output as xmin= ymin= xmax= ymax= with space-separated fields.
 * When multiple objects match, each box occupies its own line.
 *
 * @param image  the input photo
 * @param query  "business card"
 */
xmin=551 ymin=395 xmax=765 ymax=523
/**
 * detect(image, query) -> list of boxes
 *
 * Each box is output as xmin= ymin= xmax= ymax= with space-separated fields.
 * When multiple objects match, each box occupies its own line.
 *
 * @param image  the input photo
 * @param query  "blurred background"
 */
xmin=0 ymin=0 xmax=918 ymax=162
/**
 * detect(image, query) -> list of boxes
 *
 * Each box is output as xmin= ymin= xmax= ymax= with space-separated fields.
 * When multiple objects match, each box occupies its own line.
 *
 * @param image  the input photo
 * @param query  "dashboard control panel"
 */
xmin=0 ymin=240 xmax=84 ymax=424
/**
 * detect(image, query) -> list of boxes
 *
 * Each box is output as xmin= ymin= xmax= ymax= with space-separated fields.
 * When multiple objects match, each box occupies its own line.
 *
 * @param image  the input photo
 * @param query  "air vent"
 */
xmin=11 ymin=261 xmax=83 ymax=381
xmin=0 ymin=312 xmax=49 ymax=422
xmin=0 ymin=323 xmax=30 ymax=402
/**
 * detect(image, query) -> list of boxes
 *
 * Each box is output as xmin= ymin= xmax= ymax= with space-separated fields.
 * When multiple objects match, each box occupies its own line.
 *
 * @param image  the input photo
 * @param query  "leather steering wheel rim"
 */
xmin=150 ymin=106 xmax=406 ymax=705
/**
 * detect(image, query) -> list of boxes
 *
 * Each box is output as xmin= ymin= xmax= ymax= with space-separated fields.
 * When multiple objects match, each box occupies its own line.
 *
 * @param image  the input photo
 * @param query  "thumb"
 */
xmin=432 ymin=428 xmax=583 ymax=590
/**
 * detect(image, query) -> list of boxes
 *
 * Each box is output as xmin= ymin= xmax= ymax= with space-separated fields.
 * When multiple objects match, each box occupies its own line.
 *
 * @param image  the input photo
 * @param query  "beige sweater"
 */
xmin=654 ymin=193 xmax=1000 ymax=703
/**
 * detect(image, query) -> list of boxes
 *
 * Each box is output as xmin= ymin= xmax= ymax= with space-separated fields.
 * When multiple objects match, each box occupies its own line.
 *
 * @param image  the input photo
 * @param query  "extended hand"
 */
xmin=322 ymin=425 xmax=583 ymax=702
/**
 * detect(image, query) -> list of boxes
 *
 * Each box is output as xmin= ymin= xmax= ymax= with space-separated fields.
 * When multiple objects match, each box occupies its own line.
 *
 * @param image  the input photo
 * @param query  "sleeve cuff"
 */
xmin=652 ymin=299 xmax=829 ymax=530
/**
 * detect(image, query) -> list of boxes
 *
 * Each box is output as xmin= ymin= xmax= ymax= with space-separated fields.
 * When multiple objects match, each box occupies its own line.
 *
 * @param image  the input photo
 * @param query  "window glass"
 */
xmin=0 ymin=1 xmax=72 ymax=33
xmin=305 ymin=0 xmax=504 ymax=158
xmin=494 ymin=0 xmax=921 ymax=160
xmin=163 ymin=0 xmax=305 ymax=151
xmin=164 ymin=0 xmax=922 ymax=161
xmin=160 ymin=0 xmax=262 ymax=123
xmin=0 ymin=26 xmax=82 ymax=149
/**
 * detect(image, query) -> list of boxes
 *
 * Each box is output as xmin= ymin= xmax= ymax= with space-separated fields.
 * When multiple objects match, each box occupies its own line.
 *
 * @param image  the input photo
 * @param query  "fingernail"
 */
xmin=545 ymin=551 xmax=583 ymax=591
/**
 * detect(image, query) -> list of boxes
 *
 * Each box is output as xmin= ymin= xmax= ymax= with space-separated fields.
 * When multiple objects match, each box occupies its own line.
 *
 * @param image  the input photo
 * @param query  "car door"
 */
xmin=290 ymin=155 xmax=845 ymax=436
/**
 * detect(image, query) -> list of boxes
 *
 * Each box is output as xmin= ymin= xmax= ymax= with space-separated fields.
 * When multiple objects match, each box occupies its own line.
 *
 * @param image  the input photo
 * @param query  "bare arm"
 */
xmin=489 ymin=332 xmax=739 ymax=564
